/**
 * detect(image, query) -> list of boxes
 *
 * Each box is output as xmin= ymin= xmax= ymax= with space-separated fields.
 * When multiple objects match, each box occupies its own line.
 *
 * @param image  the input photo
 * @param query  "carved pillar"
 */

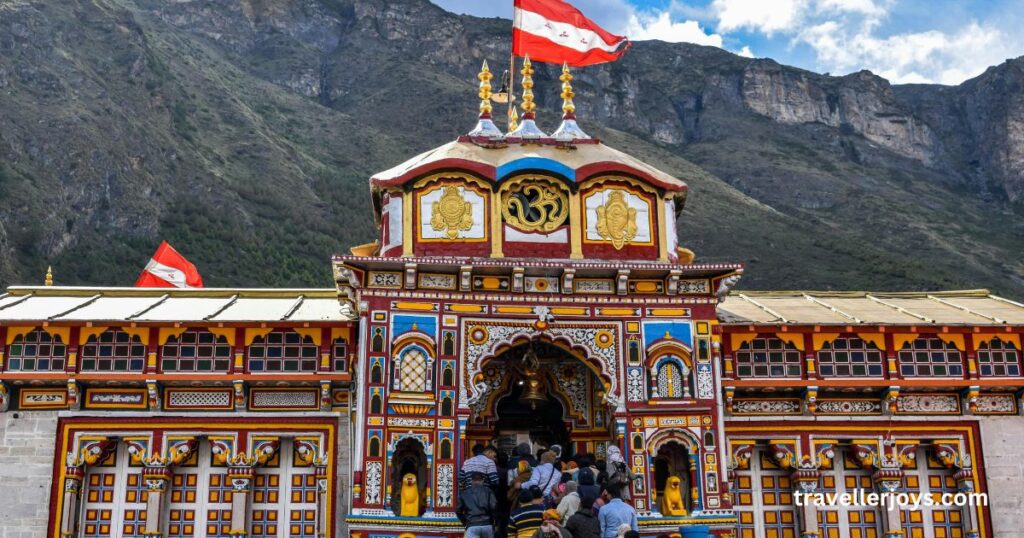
xmin=228 ymin=464 xmax=255 ymax=536
xmin=316 ymin=462 xmax=330 ymax=538
xmin=955 ymin=467 xmax=980 ymax=538
xmin=688 ymin=452 xmax=701 ymax=512
xmin=791 ymin=468 xmax=821 ymax=538
xmin=60 ymin=464 xmax=85 ymax=536
xmin=142 ymin=465 xmax=171 ymax=536
xmin=872 ymin=467 xmax=904 ymax=538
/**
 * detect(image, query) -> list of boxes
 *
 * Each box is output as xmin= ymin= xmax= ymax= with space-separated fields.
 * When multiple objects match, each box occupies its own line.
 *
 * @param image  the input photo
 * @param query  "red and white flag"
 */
xmin=513 ymin=0 xmax=630 ymax=67
xmin=135 ymin=241 xmax=204 ymax=288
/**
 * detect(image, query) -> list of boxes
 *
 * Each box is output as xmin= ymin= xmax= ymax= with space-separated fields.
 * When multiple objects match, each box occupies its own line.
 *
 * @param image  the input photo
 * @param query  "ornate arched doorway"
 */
xmin=466 ymin=340 xmax=616 ymax=460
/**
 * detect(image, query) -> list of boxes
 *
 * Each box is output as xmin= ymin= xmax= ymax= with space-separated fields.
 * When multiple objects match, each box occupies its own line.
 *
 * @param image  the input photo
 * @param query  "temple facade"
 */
xmin=0 ymin=61 xmax=1022 ymax=538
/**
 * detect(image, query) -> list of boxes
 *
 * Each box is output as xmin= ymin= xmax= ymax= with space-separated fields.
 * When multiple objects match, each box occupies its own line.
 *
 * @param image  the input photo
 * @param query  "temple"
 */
xmin=0 ymin=60 xmax=1021 ymax=538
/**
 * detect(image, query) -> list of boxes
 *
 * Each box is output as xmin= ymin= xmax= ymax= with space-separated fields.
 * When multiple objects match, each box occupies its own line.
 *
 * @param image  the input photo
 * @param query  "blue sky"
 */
xmin=432 ymin=0 xmax=1024 ymax=85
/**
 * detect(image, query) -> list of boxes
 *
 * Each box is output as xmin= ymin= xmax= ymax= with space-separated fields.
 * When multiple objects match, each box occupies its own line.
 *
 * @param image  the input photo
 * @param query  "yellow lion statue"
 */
xmin=399 ymin=473 xmax=420 ymax=516
xmin=661 ymin=476 xmax=687 ymax=516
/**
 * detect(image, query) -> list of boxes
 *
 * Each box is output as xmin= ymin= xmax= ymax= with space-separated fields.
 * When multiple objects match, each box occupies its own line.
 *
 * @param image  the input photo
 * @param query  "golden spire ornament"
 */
xmin=44 ymin=266 xmax=53 ymax=286
xmin=507 ymin=56 xmax=548 ymax=139
xmin=468 ymin=60 xmax=504 ymax=138
xmin=509 ymin=107 xmax=519 ymax=133
xmin=552 ymin=63 xmax=590 ymax=141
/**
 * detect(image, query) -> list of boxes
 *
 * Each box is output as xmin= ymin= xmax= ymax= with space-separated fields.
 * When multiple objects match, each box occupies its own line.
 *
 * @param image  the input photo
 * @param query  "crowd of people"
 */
xmin=455 ymin=442 xmax=668 ymax=538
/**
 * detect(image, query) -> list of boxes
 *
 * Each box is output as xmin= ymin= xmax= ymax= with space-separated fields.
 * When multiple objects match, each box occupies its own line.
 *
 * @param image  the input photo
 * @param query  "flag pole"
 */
xmin=509 ymin=1 xmax=518 ymax=130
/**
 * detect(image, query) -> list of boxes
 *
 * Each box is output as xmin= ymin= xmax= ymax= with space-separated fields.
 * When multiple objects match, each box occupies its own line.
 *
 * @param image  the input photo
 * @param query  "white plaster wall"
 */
xmin=0 ymin=411 xmax=59 ymax=538
xmin=979 ymin=416 xmax=1024 ymax=538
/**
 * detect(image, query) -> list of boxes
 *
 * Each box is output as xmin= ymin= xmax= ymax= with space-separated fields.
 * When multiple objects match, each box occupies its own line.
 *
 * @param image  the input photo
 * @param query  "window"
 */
xmin=161 ymin=330 xmax=232 ymax=372
xmin=332 ymin=338 xmax=348 ymax=372
xmin=735 ymin=338 xmax=802 ymax=378
xmin=370 ymin=360 xmax=383 ymax=384
xmin=817 ymin=338 xmax=883 ymax=377
xmin=817 ymin=448 xmax=881 ymax=538
xmin=251 ymin=440 xmax=318 ymax=538
xmin=6 ymin=329 xmax=67 ymax=371
xmin=80 ymin=330 xmax=146 ymax=372
xmin=901 ymin=448 xmax=964 ymax=538
xmin=898 ymin=338 xmax=963 ymax=377
xmin=656 ymin=360 xmax=687 ymax=398
xmin=977 ymin=338 xmax=1021 ymax=377
xmin=248 ymin=331 xmax=317 ymax=373
xmin=393 ymin=346 xmax=431 ymax=393
xmin=733 ymin=450 xmax=797 ymax=538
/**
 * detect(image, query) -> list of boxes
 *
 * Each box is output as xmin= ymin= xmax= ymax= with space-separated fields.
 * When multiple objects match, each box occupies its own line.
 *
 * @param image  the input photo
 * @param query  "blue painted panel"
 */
xmin=497 ymin=157 xmax=576 ymax=182
xmin=392 ymin=314 xmax=437 ymax=338
xmin=642 ymin=321 xmax=693 ymax=348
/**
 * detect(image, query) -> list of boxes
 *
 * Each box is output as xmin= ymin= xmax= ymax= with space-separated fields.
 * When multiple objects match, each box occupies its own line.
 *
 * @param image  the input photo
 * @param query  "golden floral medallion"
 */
xmin=431 ymin=186 xmax=474 ymax=239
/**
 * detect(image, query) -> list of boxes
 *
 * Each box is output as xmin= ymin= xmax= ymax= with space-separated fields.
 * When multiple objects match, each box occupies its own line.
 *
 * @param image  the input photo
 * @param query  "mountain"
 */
xmin=1 ymin=0 xmax=1023 ymax=296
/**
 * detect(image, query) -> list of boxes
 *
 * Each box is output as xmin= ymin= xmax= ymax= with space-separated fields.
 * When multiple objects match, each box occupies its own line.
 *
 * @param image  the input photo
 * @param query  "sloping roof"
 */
xmin=0 ymin=287 xmax=354 ymax=323
xmin=370 ymin=139 xmax=687 ymax=192
xmin=718 ymin=290 xmax=1024 ymax=326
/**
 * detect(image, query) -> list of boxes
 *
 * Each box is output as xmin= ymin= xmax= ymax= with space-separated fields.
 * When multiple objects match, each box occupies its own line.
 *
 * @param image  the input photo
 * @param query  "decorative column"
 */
xmin=688 ymin=452 xmax=701 ymax=512
xmin=228 ymin=463 xmax=256 ymax=537
xmin=59 ymin=464 xmax=86 ymax=536
xmin=791 ymin=467 xmax=822 ymax=538
xmin=142 ymin=465 xmax=171 ymax=536
xmin=872 ymin=467 xmax=904 ymax=538
xmin=316 ymin=459 xmax=330 ymax=538
xmin=955 ymin=467 xmax=980 ymax=538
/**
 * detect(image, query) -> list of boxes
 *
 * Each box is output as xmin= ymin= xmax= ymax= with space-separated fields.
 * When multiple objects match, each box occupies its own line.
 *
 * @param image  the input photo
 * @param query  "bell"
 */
xmin=491 ymin=70 xmax=515 ymax=104
xmin=518 ymin=370 xmax=548 ymax=410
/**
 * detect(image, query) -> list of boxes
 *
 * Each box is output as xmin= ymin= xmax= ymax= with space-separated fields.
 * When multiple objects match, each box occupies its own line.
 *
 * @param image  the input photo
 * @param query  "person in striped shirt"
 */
xmin=460 ymin=444 xmax=499 ymax=490
xmin=508 ymin=488 xmax=546 ymax=538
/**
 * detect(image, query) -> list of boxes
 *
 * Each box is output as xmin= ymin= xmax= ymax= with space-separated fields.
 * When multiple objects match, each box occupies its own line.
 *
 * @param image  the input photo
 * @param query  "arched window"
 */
xmin=817 ymin=337 xmax=883 ymax=377
xmin=977 ymin=338 xmax=1021 ymax=377
xmin=656 ymin=360 xmax=687 ymax=398
xmin=898 ymin=337 xmax=963 ymax=377
xmin=440 ymin=396 xmax=454 ymax=416
xmin=442 ymin=332 xmax=455 ymax=356
xmin=735 ymin=337 xmax=801 ymax=378
xmin=441 ymin=364 xmax=455 ymax=386
xmin=369 ymin=437 xmax=381 ymax=457
xmin=161 ymin=330 xmax=231 ymax=372
xmin=6 ymin=329 xmax=67 ymax=372
xmin=81 ymin=330 xmax=145 ymax=372
xmin=247 ymin=331 xmax=317 ymax=373
xmin=370 ymin=360 xmax=383 ymax=384
xmin=440 ymin=439 xmax=453 ymax=460
xmin=393 ymin=345 xmax=431 ymax=393
xmin=370 ymin=392 xmax=383 ymax=414
xmin=371 ymin=328 xmax=385 ymax=353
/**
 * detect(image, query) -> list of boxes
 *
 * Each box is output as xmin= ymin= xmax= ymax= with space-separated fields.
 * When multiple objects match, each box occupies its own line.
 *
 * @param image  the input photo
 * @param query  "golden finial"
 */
xmin=44 ymin=266 xmax=53 ymax=287
xmin=519 ymin=56 xmax=536 ymax=117
xmin=509 ymin=107 xmax=519 ymax=132
xmin=508 ymin=56 xmax=547 ymax=138
xmin=560 ymin=63 xmax=575 ymax=117
xmin=478 ymin=60 xmax=493 ymax=116
xmin=468 ymin=60 xmax=503 ymax=138
xmin=551 ymin=62 xmax=590 ymax=141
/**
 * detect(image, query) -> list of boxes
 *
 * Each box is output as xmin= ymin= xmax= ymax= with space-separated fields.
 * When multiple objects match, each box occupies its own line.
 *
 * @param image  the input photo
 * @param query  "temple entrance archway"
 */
xmin=467 ymin=339 xmax=616 ymax=460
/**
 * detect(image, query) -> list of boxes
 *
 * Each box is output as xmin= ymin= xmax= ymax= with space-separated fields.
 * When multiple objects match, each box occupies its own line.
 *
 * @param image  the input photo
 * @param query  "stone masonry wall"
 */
xmin=0 ymin=411 xmax=59 ymax=538
xmin=980 ymin=416 xmax=1024 ymax=538
xmin=335 ymin=412 xmax=351 ymax=536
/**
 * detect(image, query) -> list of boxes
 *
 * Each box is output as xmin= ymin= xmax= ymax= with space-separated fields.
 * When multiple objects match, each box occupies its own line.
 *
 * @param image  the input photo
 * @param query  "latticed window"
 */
xmin=656 ymin=361 xmax=686 ymax=398
xmin=817 ymin=448 xmax=881 ymax=538
xmin=733 ymin=450 xmax=797 ymax=538
xmin=332 ymin=338 xmax=348 ymax=372
xmin=395 ymin=346 xmax=429 ymax=392
xmin=162 ymin=330 xmax=232 ymax=372
xmin=898 ymin=338 xmax=963 ymax=377
xmin=6 ymin=329 xmax=67 ymax=371
xmin=735 ymin=338 xmax=801 ymax=378
xmin=901 ymin=449 xmax=964 ymax=538
xmin=166 ymin=443 xmax=232 ymax=537
xmin=248 ymin=331 xmax=318 ymax=373
xmin=817 ymin=338 xmax=884 ymax=377
xmin=80 ymin=330 xmax=146 ymax=372
xmin=977 ymin=338 xmax=1021 ymax=377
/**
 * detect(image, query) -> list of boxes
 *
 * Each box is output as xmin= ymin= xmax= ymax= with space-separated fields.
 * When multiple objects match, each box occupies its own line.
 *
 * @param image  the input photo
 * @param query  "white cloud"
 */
xmin=625 ymin=12 xmax=724 ymax=46
xmin=737 ymin=45 xmax=755 ymax=57
xmin=713 ymin=0 xmax=806 ymax=34
xmin=799 ymin=20 xmax=1011 ymax=84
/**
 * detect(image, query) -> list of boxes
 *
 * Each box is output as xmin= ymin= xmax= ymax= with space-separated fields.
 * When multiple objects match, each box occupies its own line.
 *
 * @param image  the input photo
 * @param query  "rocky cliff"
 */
xmin=1 ymin=0 xmax=1023 ymax=294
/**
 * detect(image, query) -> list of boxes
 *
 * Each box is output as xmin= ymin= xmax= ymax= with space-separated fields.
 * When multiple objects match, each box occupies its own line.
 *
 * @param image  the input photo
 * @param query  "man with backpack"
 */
xmin=459 ymin=472 xmax=498 ymax=538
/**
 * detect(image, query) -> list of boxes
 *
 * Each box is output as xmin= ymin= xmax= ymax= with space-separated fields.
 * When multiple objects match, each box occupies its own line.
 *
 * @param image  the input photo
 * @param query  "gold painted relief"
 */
xmin=430 ymin=186 xmax=474 ymax=239
xmin=501 ymin=178 xmax=569 ymax=233
xmin=596 ymin=191 xmax=637 ymax=249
